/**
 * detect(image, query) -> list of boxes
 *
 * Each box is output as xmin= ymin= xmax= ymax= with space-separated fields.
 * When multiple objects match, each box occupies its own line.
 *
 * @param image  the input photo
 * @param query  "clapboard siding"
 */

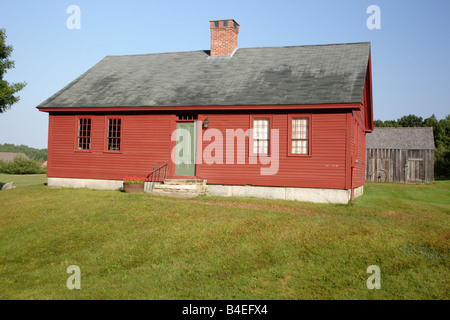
xmin=47 ymin=110 xmax=354 ymax=190
xmin=196 ymin=111 xmax=348 ymax=189
xmin=352 ymin=107 xmax=367 ymax=188
xmin=47 ymin=113 xmax=172 ymax=180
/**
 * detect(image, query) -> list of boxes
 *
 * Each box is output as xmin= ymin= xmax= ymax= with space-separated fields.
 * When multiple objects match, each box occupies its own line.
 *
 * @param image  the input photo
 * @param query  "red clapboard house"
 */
xmin=37 ymin=19 xmax=373 ymax=203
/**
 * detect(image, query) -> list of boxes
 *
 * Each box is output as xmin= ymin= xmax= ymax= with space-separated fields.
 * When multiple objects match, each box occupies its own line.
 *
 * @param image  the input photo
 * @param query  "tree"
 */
xmin=373 ymin=120 xmax=384 ymax=127
xmin=397 ymin=114 xmax=424 ymax=127
xmin=0 ymin=28 xmax=26 ymax=114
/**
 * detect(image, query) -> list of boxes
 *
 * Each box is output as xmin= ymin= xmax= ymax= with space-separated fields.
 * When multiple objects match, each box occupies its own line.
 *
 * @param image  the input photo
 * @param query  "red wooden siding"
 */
xmin=364 ymin=53 xmax=374 ymax=132
xmin=47 ymin=113 xmax=172 ymax=180
xmin=350 ymin=62 xmax=373 ymax=188
xmin=350 ymin=111 xmax=366 ymax=188
xmin=47 ymin=109 xmax=366 ymax=190
xmin=195 ymin=111 xmax=348 ymax=189
xmin=352 ymin=57 xmax=373 ymax=187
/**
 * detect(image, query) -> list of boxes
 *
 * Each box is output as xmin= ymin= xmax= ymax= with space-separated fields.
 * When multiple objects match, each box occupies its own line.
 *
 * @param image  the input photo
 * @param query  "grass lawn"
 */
xmin=0 ymin=173 xmax=449 ymax=299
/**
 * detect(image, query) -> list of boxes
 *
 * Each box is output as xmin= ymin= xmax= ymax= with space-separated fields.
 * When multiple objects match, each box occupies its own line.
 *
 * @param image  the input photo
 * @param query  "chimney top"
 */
xmin=209 ymin=19 xmax=239 ymax=56
xmin=210 ymin=19 xmax=240 ymax=30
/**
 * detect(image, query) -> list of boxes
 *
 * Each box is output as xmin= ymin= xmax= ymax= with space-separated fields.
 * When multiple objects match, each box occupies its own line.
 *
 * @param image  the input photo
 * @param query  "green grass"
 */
xmin=0 ymin=174 xmax=449 ymax=299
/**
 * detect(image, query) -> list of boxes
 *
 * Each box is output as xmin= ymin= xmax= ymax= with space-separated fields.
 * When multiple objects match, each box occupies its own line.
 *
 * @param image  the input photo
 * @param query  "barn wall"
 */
xmin=365 ymin=148 xmax=434 ymax=183
xmin=48 ymin=110 xmax=352 ymax=190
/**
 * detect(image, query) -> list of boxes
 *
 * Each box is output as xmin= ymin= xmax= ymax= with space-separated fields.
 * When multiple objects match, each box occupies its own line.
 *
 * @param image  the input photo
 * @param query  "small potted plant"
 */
xmin=122 ymin=175 xmax=146 ymax=193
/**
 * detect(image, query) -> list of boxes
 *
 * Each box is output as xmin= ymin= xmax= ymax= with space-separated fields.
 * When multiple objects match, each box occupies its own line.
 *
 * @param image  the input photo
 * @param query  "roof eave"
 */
xmin=37 ymin=102 xmax=362 ymax=113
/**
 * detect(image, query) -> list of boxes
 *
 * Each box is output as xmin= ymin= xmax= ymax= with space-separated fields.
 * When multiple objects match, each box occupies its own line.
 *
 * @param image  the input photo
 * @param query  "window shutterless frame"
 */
xmin=249 ymin=115 xmax=273 ymax=157
xmin=287 ymin=114 xmax=312 ymax=157
xmin=74 ymin=116 xmax=92 ymax=152
xmin=104 ymin=116 xmax=123 ymax=153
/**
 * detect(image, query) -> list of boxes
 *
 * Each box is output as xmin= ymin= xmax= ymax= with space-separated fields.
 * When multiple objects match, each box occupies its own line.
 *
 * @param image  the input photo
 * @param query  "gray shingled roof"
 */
xmin=37 ymin=42 xmax=370 ymax=109
xmin=0 ymin=152 xmax=30 ymax=161
xmin=366 ymin=128 xmax=435 ymax=150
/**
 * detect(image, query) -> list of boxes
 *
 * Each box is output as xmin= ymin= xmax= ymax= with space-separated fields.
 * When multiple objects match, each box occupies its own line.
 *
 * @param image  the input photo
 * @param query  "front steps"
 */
xmin=149 ymin=179 xmax=208 ymax=198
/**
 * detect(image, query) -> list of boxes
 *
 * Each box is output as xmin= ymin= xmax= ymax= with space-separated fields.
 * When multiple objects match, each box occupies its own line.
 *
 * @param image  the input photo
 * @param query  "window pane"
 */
xmin=78 ymin=118 xmax=91 ymax=150
xmin=108 ymin=118 xmax=121 ymax=151
xmin=260 ymin=140 xmax=269 ymax=154
xmin=292 ymin=140 xmax=308 ymax=154
xmin=253 ymin=119 xmax=269 ymax=140
xmin=253 ymin=119 xmax=269 ymax=154
xmin=253 ymin=140 xmax=269 ymax=154
xmin=292 ymin=118 xmax=308 ymax=140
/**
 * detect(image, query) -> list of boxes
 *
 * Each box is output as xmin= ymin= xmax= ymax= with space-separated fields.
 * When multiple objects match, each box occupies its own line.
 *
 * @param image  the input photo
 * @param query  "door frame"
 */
xmin=171 ymin=119 xmax=198 ymax=178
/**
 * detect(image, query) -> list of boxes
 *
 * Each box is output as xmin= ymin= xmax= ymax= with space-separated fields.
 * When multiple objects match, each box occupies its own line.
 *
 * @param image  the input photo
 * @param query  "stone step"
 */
xmin=152 ymin=184 xmax=205 ymax=192
xmin=149 ymin=190 xmax=201 ymax=198
xmin=146 ymin=179 xmax=209 ymax=198
xmin=163 ymin=179 xmax=207 ymax=186
xmin=150 ymin=181 xmax=209 ymax=198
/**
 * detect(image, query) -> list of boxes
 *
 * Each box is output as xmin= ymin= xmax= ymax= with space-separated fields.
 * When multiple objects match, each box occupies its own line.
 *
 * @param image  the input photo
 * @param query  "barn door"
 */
xmin=375 ymin=158 xmax=389 ymax=182
xmin=406 ymin=158 xmax=424 ymax=183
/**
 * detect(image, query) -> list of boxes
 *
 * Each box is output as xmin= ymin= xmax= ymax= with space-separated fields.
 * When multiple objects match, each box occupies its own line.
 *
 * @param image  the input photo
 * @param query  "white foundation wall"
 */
xmin=47 ymin=177 xmax=363 ymax=204
xmin=207 ymin=184 xmax=364 ymax=204
xmin=48 ymin=178 xmax=155 ymax=192
xmin=48 ymin=177 xmax=124 ymax=190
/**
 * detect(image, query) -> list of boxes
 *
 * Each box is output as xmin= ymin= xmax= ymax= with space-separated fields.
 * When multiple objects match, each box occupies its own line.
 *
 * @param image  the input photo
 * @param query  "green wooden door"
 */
xmin=175 ymin=122 xmax=196 ymax=176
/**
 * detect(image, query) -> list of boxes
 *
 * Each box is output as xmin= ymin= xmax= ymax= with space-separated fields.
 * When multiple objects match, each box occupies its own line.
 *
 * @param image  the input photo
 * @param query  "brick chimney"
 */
xmin=210 ymin=19 xmax=239 ymax=56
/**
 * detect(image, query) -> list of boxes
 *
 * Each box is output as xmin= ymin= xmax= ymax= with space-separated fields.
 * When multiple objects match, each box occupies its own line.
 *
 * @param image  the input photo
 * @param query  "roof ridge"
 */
xmin=104 ymin=42 xmax=371 ymax=58
xmin=238 ymin=42 xmax=370 ymax=50
xmin=105 ymin=49 xmax=208 ymax=58
xmin=375 ymin=127 xmax=433 ymax=129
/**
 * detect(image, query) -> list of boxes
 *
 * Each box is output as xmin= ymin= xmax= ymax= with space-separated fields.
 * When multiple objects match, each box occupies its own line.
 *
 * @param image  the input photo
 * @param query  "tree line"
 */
xmin=374 ymin=114 xmax=450 ymax=178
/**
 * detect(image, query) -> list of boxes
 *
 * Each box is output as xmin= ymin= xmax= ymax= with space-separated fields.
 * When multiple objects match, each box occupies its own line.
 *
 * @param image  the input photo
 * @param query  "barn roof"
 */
xmin=366 ymin=127 xmax=435 ymax=150
xmin=37 ymin=42 xmax=370 ymax=109
xmin=0 ymin=152 xmax=30 ymax=161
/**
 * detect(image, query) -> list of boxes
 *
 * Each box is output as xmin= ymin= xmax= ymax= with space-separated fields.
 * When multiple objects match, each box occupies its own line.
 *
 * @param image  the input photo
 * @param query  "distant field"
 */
xmin=0 ymin=174 xmax=448 ymax=299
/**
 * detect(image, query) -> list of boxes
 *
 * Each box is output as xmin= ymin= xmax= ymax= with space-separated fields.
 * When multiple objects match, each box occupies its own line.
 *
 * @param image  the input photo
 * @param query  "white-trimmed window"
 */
xmin=291 ymin=118 xmax=309 ymax=154
xmin=77 ymin=118 xmax=91 ymax=150
xmin=253 ymin=118 xmax=270 ymax=154
xmin=288 ymin=115 xmax=311 ymax=156
xmin=107 ymin=118 xmax=121 ymax=151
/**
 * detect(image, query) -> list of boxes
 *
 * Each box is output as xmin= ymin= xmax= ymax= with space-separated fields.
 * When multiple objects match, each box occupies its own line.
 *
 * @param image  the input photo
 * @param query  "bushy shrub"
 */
xmin=0 ymin=157 xmax=46 ymax=174
xmin=435 ymin=146 xmax=450 ymax=178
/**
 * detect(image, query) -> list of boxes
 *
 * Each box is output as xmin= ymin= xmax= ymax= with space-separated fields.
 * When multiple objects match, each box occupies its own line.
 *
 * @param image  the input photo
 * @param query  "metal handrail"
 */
xmin=146 ymin=162 xmax=168 ymax=184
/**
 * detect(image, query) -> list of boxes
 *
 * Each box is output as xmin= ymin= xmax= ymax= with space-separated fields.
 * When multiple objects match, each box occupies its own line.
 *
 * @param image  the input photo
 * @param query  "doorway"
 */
xmin=174 ymin=121 xmax=196 ymax=176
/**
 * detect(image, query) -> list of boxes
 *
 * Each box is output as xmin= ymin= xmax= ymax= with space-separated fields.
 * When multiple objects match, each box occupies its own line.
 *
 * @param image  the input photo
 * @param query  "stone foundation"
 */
xmin=47 ymin=177 xmax=363 ymax=204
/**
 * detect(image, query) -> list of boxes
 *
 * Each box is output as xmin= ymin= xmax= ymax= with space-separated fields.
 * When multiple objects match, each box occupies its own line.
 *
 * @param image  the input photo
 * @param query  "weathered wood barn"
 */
xmin=365 ymin=127 xmax=435 ymax=183
xmin=37 ymin=19 xmax=374 ymax=203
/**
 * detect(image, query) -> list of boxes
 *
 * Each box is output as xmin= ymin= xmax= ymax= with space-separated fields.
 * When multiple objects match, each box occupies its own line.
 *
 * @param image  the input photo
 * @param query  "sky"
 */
xmin=0 ymin=0 xmax=449 ymax=149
